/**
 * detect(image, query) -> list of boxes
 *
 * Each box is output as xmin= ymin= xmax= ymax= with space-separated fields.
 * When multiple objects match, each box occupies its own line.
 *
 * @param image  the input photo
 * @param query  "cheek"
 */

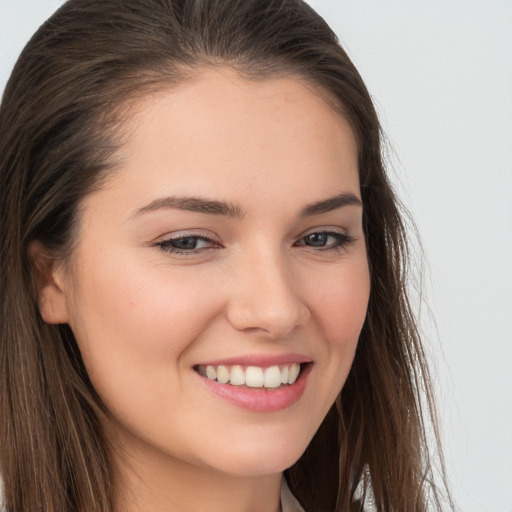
xmin=308 ymin=260 xmax=370 ymax=350
xmin=65 ymin=255 xmax=227 ymax=442
xmin=66 ymin=252 xmax=225 ymax=394
xmin=306 ymin=257 xmax=369 ymax=408
xmin=281 ymin=257 xmax=370 ymax=440
xmin=73 ymin=252 xmax=219 ymax=336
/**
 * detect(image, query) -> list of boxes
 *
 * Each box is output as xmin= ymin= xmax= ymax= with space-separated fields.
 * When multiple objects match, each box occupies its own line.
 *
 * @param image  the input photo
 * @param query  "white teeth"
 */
xmin=288 ymin=363 xmax=300 ymax=385
xmin=264 ymin=366 xmax=282 ymax=388
xmin=199 ymin=362 xmax=304 ymax=388
xmin=216 ymin=365 xmax=230 ymax=384
xmin=206 ymin=365 xmax=217 ymax=380
xmin=229 ymin=365 xmax=245 ymax=386
xmin=245 ymin=366 xmax=264 ymax=387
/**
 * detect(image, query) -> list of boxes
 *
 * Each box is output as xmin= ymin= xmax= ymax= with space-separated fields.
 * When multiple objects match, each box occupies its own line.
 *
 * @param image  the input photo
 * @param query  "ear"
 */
xmin=28 ymin=241 xmax=70 ymax=324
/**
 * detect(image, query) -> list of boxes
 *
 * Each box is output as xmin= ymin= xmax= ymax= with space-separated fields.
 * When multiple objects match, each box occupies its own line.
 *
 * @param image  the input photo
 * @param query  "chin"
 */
xmin=199 ymin=436 xmax=310 ymax=478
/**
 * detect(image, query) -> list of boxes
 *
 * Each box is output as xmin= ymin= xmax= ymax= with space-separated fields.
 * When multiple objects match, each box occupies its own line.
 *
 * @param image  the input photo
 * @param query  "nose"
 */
xmin=225 ymin=249 xmax=311 ymax=339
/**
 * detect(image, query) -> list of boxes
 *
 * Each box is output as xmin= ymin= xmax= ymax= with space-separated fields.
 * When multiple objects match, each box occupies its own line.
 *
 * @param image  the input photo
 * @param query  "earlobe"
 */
xmin=28 ymin=241 xmax=70 ymax=324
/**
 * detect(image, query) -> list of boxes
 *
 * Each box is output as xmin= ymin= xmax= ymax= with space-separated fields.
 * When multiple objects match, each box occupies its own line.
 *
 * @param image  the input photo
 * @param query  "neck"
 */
xmin=110 ymin=436 xmax=283 ymax=512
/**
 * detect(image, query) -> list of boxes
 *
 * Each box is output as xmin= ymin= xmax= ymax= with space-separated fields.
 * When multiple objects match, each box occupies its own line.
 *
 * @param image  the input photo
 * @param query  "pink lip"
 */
xmin=195 ymin=353 xmax=312 ymax=368
xmin=194 ymin=362 xmax=312 ymax=412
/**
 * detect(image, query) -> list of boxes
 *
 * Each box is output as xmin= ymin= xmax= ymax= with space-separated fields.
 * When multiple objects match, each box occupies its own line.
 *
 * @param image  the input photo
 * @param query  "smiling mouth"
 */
xmin=194 ymin=363 xmax=306 ymax=389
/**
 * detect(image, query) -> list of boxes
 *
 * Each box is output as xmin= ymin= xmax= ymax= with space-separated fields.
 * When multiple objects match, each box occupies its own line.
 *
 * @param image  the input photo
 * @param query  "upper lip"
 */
xmin=194 ymin=353 xmax=312 ymax=368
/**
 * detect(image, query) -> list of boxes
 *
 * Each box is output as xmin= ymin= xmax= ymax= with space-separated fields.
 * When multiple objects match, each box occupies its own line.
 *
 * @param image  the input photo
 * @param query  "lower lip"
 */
xmin=196 ymin=364 xmax=312 ymax=412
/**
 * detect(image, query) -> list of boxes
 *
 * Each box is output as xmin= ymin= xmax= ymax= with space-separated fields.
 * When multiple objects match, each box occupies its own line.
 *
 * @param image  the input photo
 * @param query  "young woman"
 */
xmin=0 ymin=1 xmax=452 ymax=511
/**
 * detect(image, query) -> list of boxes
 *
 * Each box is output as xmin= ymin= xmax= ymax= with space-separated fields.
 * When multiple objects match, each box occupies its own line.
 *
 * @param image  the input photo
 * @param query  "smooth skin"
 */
xmin=35 ymin=68 xmax=370 ymax=512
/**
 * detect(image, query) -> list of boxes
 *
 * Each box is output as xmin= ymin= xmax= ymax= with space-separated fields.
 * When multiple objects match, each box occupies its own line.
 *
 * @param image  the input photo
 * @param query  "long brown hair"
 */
xmin=0 ymin=1 xmax=452 ymax=510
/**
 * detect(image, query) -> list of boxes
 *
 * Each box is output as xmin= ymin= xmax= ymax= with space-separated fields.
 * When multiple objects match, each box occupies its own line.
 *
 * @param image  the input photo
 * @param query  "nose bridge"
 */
xmin=226 ymin=243 xmax=310 ymax=337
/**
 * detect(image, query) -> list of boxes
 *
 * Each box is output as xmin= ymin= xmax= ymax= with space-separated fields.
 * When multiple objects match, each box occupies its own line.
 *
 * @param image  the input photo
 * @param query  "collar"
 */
xmin=281 ymin=477 xmax=305 ymax=512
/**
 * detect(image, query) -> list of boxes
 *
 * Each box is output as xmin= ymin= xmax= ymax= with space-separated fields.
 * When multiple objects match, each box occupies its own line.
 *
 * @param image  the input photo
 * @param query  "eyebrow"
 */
xmin=131 ymin=196 xmax=244 ymax=218
xmin=299 ymin=192 xmax=362 ymax=216
xmin=131 ymin=192 xmax=362 ymax=219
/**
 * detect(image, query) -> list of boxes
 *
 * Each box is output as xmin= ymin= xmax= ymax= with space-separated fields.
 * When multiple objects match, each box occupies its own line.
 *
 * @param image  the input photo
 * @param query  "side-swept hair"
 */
xmin=0 ymin=1 xmax=452 ymax=510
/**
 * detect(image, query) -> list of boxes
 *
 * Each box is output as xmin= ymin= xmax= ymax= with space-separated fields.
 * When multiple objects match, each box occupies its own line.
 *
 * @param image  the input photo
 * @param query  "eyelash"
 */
xmin=155 ymin=235 xmax=218 ymax=255
xmin=155 ymin=230 xmax=355 ymax=256
xmin=295 ymin=231 xmax=355 ymax=251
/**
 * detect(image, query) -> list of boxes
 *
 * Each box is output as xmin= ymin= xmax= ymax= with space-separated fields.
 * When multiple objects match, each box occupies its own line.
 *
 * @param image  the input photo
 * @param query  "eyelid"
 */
xmin=294 ymin=227 xmax=355 ymax=251
xmin=153 ymin=228 xmax=220 ymax=243
xmin=299 ymin=225 xmax=348 ymax=237
xmin=151 ymin=226 xmax=355 ymax=256
xmin=154 ymin=231 xmax=222 ymax=255
xmin=296 ymin=226 xmax=351 ymax=243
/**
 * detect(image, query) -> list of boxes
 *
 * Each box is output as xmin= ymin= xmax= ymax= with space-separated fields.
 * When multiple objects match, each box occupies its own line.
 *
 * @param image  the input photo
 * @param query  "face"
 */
xmin=45 ymin=68 xmax=370 ymax=479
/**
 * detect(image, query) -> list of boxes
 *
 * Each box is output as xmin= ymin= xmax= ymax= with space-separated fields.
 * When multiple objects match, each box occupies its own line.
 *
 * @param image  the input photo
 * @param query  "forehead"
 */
xmin=91 ymin=67 xmax=360 ymax=217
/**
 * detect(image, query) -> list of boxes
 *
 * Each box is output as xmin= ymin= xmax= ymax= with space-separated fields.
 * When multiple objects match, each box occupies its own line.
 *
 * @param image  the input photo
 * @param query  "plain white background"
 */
xmin=1 ymin=1 xmax=511 ymax=511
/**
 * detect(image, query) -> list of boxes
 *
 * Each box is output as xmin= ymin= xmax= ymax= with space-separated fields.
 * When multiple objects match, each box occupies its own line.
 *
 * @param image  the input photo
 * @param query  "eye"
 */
xmin=155 ymin=234 xmax=220 ymax=254
xmin=295 ymin=230 xmax=354 ymax=251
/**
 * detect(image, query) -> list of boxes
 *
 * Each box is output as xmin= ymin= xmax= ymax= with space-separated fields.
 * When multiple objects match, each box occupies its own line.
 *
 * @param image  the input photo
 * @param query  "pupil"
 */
xmin=307 ymin=233 xmax=327 ymax=246
xmin=174 ymin=237 xmax=197 ymax=250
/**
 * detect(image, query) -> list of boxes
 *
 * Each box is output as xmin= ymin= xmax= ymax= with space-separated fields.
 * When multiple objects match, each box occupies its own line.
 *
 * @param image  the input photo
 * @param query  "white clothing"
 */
xmin=281 ymin=478 xmax=306 ymax=512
